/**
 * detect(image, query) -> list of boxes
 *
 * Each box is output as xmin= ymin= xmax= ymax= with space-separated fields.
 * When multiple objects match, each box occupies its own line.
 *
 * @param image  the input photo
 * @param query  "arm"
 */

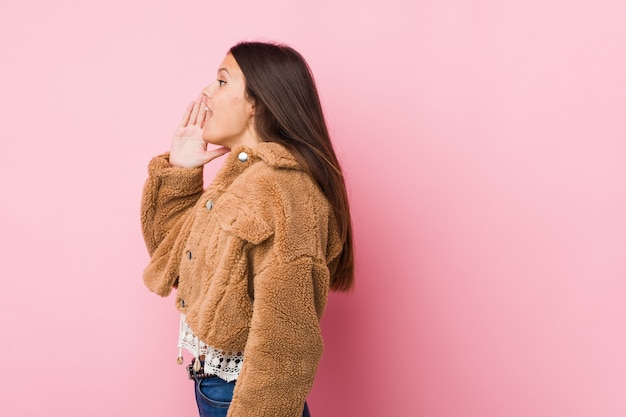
xmin=227 ymin=256 xmax=329 ymax=417
xmin=225 ymin=175 xmax=332 ymax=417
xmin=141 ymin=96 xmax=229 ymax=296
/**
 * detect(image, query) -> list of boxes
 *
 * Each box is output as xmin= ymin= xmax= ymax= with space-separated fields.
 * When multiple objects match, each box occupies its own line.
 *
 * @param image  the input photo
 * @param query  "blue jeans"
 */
xmin=194 ymin=376 xmax=311 ymax=417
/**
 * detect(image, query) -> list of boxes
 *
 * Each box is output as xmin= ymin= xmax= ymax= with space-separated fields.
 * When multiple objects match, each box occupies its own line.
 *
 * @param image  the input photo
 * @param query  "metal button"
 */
xmin=238 ymin=152 xmax=248 ymax=162
xmin=187 ymin=250 xmax=192 ymax=260
xmin=206 ymin=199 xmax=214 ymax=210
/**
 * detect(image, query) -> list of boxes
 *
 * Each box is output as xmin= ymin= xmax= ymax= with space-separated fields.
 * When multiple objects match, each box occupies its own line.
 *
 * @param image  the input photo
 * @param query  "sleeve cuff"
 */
xmin=148 ymin=153 xmax=204 ymax=192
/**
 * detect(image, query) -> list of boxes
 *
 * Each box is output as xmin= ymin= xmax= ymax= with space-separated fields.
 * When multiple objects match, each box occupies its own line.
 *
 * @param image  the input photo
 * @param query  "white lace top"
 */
xmin=177 ymin=314 xmax=244 ymax=382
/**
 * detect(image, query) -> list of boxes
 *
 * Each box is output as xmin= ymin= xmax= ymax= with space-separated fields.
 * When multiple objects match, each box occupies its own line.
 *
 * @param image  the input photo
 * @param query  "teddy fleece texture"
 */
xmin=141 ymin=142 xmax=342 ymax=417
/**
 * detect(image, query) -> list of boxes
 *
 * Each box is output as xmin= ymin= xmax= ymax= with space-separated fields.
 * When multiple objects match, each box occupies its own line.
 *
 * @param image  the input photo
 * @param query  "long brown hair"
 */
xmin=230 ymin=41 xmax=354 ymax=291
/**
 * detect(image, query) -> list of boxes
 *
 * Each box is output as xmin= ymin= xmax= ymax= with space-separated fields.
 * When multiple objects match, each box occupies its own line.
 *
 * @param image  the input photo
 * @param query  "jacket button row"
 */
xmin=238 ymin=152 xmax=248 ymax=162
xmin=206 ymin=199 xmax=214 ymax=210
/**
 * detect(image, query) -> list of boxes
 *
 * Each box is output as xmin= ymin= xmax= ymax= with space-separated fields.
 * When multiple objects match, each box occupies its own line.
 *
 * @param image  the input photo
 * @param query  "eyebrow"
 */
xmin=218 ymin=68 xmax=231 ymax=74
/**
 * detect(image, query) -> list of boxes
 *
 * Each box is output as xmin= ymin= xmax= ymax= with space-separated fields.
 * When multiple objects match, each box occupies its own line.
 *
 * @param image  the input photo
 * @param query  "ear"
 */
xmin=246 ymin=100 xmax=256 ymax=129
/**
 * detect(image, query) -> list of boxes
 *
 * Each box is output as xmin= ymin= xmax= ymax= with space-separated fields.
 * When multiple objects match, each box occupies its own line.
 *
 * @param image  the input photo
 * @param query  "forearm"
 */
xmin=140 ymin=153 xmax=203 ymax=254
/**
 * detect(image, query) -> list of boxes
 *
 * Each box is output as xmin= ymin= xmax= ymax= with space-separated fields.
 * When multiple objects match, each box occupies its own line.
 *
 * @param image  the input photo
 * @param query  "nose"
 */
xmin=202 ymin=81 xmax=218 ymax=98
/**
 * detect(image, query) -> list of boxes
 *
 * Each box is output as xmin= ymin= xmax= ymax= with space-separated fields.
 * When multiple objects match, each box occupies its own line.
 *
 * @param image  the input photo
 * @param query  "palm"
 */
xmin=169 ymin=96 xmax=229 ymax=168
xmin=174 ymin=124 xmax=202 ymax=140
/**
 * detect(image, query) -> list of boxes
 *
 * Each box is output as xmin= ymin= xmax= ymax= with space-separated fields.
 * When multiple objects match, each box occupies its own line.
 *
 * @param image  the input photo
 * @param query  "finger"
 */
xmin=201 ymin=98 xmax=211 ymax=129
xmin=195 ymin=94 xmax=209 ymax=126
xmin=197 ymin=97 xmax=208 ymax=126
xmin=178 ymin=101 xmax=194 ymax=128
xmin=189 ymin=96 xmax=202 ymax=125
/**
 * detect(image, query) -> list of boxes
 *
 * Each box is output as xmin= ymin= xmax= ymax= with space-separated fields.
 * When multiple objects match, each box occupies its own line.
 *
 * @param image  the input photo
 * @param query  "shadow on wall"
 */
xmin=313 ymin=291 xmax=376 ymax=416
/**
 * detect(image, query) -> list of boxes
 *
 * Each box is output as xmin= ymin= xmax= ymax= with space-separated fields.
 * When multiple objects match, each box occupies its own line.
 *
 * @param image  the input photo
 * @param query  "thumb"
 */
xmin=201 ymin=147 xmax=231 ymax=165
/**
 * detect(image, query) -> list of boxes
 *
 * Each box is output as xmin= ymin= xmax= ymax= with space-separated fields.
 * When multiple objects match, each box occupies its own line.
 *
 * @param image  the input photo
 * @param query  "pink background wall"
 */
xmin=1 ymin=0 xmax=625 ymax=416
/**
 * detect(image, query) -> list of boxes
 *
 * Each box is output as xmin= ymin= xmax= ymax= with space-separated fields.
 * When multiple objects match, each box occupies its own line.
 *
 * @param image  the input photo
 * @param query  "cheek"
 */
xmin=209 ymin=94 xmax=250 ymax=130
xmin=229 ymin=97 xmax=252 ymax=122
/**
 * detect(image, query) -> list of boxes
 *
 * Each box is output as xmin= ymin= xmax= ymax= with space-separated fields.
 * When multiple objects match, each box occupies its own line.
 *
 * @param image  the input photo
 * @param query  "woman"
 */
xmin=140 ymin=41 xmax=354 ymax=417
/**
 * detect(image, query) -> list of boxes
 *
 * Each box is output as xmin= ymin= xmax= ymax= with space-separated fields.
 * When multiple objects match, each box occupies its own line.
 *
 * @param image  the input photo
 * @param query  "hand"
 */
xmin=169 ymin=94 xmax=229 ymax=168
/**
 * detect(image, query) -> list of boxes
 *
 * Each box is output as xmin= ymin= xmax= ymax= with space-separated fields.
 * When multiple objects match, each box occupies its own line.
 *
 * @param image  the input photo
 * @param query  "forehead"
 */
xmin=218 ymin=53 xmax=242 ymax=76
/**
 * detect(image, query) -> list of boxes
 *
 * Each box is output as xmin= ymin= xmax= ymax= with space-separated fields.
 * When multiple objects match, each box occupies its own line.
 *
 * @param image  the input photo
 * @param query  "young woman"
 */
xmin=140 ymin=42 xmax=354 ymax=417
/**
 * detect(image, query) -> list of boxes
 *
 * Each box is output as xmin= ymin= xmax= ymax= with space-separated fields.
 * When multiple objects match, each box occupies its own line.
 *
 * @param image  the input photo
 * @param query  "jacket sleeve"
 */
xmin=227 ymin=253 xmax=329 ymax=417
xmin=223 ymin=170 xmax=339 ymax=417
xmin=140 ymin=153 xmax=203 ymax=255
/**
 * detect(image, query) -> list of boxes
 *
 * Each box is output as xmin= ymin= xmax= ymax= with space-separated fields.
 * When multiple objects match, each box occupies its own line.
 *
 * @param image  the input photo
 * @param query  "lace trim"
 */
xmin=177 ymin=314 xmax=244 ymax=382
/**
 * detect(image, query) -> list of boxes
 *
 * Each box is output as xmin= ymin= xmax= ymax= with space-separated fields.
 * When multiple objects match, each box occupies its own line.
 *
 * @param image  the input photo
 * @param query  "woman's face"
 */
xmin=201 ymin=53 xmax=257 ymax=148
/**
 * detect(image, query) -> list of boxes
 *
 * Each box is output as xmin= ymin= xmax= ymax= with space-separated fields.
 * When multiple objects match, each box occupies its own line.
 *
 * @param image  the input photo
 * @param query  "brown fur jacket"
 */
xmin=141 ymin=142 xmax=342 ymax=417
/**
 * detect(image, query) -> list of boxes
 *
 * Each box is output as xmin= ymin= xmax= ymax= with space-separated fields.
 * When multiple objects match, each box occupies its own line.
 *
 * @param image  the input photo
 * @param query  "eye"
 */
xmin=218 ymin=79 xmax=227 ymax=87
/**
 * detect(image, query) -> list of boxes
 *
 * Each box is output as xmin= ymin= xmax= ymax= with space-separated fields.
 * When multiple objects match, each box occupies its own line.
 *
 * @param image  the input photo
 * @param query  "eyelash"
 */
xmin=218 ymin=80 xmax=226 ymax=86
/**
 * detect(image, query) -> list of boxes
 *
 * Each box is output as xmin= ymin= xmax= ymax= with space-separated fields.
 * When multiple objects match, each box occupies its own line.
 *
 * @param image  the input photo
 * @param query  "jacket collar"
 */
xmin=231 ymin=142 xmax=302 ymax=171
xmin=207 ymin=142 xmax=303 ymax=196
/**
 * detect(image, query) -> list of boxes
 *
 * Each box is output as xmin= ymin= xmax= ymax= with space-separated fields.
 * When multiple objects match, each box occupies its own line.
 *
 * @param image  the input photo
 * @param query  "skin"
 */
xmin=169 ymin=53 xmax=258 ymax=169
